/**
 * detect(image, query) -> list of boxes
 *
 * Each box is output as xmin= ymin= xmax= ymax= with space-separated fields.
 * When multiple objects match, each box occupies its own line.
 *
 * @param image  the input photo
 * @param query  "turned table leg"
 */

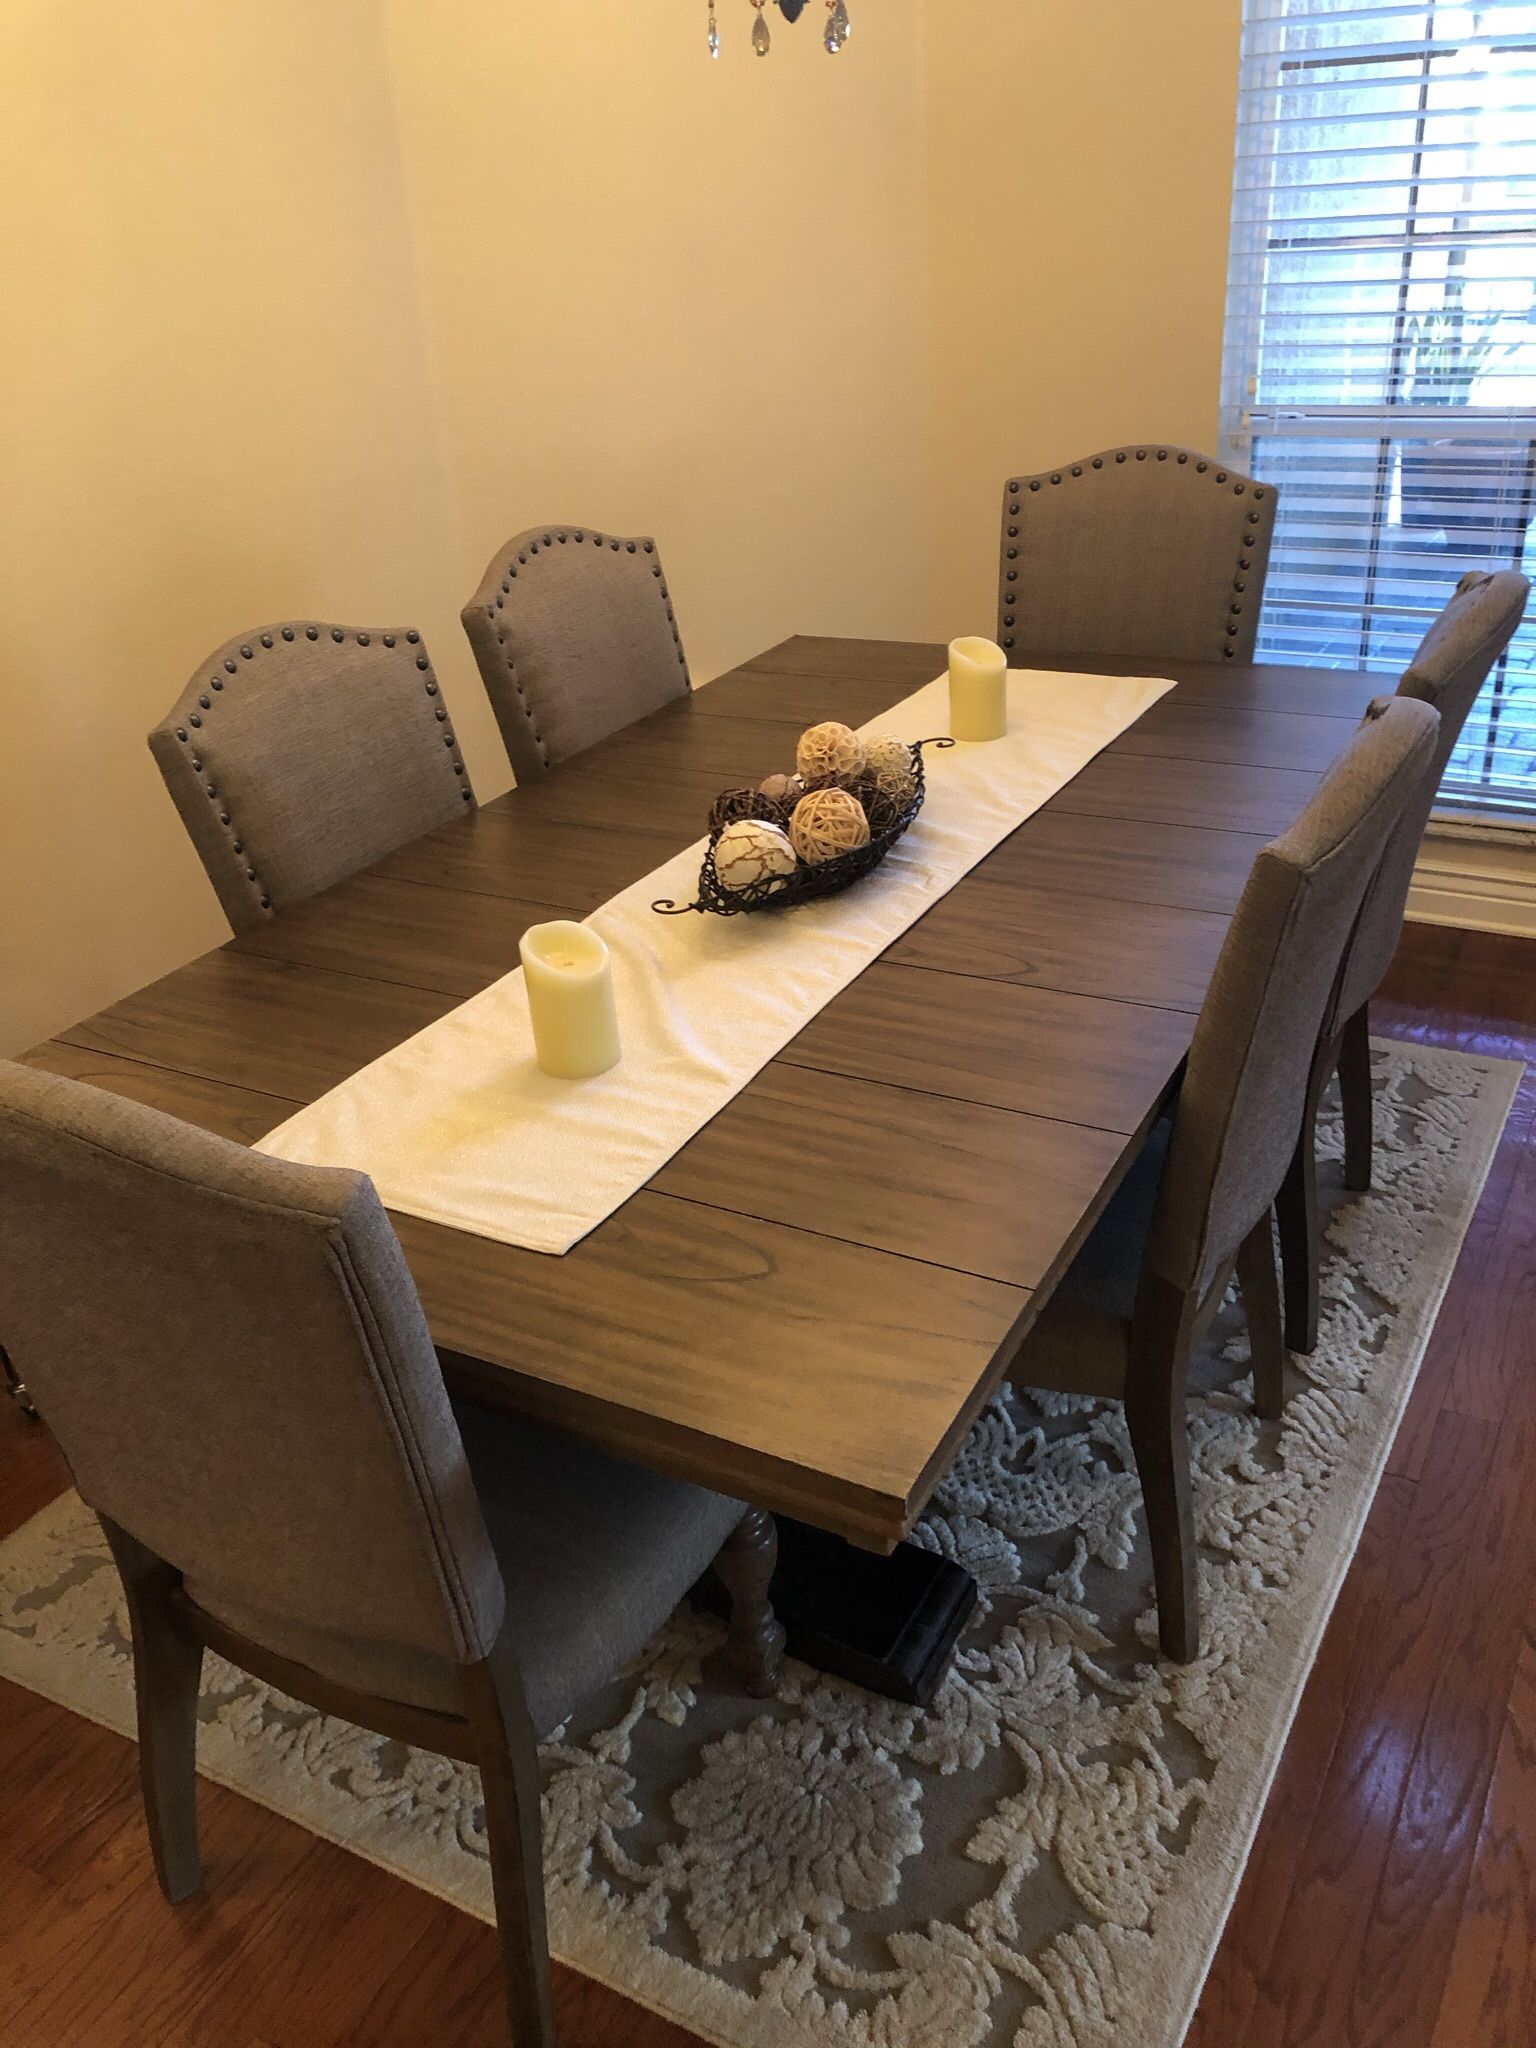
xmin=717 ymin=1509 xmax=787 ymax=1697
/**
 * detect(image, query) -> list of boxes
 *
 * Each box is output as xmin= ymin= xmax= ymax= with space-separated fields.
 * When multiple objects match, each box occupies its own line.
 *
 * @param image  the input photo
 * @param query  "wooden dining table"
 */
xmin=21 ymin=636 xmax=1384 ymax=1670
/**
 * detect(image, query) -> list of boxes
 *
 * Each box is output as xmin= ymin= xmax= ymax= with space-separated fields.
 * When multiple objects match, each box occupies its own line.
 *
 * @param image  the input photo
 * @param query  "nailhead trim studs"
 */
xmin=483 ymin=528 xmax=687 ymax=764
xmin=1000 ymin=446 xmax=1270 ymax=660
xmin=168 ymin=622 xmax=460 ymax=920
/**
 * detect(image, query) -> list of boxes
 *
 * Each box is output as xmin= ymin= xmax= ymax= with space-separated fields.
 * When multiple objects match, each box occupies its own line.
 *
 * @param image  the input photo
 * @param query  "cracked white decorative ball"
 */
xmin=713 ymin=817 xmax=798 ymax=893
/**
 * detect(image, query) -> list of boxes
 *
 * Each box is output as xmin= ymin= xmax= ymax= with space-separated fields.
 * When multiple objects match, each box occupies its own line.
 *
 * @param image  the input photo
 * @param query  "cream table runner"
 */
xmin=257 ymin=668 xmax=1176 ymax=1253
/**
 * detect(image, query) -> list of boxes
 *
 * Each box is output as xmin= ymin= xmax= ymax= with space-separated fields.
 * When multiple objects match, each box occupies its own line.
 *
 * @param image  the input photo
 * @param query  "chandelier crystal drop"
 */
xmin=710 ymin=0 xmax=856 ymax=58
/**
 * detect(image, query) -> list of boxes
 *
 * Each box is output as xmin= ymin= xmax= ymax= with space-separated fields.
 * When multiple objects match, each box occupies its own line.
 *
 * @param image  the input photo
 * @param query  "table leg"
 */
xmin=702 ymin=1517 xmax=977 ymax=1706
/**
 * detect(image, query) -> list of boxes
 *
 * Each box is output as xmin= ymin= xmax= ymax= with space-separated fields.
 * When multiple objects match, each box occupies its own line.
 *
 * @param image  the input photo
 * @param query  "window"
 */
xmin=1221 ymin=0 xmax=1536 ymax=818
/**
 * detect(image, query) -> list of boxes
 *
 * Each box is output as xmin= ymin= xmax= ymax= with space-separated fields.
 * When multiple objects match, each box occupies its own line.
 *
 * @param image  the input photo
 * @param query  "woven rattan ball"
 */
xmin=790 ymin=787 xmax=870 ymax=866
xmin=796 ymin=721 xmax=867 ymax=787
xmin=714 ymin=817 xmax=798 ymax=893
xmin=863 ymin=731 xmax=917 ymax=801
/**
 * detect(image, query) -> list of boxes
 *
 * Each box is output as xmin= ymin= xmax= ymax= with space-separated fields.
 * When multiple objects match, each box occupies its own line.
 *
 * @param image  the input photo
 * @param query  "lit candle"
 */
xmin=519 ymin=921 xmax=621 ymax=1079
xmin=948 ymin=636 xmax=1009 ymax=742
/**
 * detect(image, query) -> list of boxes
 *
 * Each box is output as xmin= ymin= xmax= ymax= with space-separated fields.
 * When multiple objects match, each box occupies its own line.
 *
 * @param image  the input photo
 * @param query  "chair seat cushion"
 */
xmin=1009 ymin=1118 xmax=1172 ymax=1398
xmin=199 ymin=1403 xmax=744 ymax=1735
xmin=452 ymin=1401 xmax=746 ymax=1734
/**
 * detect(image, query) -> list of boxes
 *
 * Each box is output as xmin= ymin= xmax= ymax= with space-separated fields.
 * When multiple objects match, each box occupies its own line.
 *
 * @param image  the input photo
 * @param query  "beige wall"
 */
xmin=1 ymin=0 xmax=1243 ymax=1056
xmin=0 ymin=0 xmax=470 ymax=1054
xmin=384 ymin=0 xmax=933 ymax=686
xmin=923 ymin=0 xmax=1241 ymax=633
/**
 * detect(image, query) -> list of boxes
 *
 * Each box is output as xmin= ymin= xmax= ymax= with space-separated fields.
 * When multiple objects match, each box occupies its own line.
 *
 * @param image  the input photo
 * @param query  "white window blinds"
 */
xmin=1221 ymin=0 xmax=1536 ymax=817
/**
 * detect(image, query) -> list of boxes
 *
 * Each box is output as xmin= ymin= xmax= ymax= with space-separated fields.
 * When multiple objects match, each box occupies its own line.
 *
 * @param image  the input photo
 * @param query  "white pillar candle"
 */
xmin=519 ymin=921 xmax=621 ymax=1079
xmin=948 ymin=636 xmax=1009 ymax=742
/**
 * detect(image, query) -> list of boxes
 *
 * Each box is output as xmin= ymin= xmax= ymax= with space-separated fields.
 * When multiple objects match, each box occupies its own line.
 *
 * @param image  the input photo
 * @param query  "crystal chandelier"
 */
xmin=707 ymin=0 xmax=853 ymax=58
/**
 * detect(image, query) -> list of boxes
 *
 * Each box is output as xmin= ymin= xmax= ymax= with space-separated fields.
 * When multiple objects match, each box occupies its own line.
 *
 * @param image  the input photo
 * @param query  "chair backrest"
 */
xmin=997 ymin=445 xmax=1277 ymax=666
xmin=1329 ymin=568 xmax=1531 ymax=1033
xmin=149 ymin=623 xmax=475 ymax=933
xmin=0 ymin=1061 xmax=504 ymax=1688
xmin=1147 ymin=696 xmax=1441 ymax=1300
xmin=461 ymin=524 xmax=690 ymax=781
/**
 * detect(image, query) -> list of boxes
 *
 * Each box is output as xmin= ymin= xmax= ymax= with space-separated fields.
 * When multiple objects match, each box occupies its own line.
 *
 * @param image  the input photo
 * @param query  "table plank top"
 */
xmin=22 ymin=637 xmax=1382 ymax=1549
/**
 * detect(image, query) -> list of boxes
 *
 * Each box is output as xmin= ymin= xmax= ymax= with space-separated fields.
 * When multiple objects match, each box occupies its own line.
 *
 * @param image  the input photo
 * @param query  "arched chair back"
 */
xmin=997 ymin=445 xmax=1277 ymax=665
xmin=461 ymin=524 xmax=689 ymax=780
xmin=149 ymin=623 xmax=473 ymax=932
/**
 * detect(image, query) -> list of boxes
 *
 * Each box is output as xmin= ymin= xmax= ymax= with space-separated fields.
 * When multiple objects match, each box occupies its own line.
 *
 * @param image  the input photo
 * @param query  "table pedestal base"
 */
xmin=703 ymin=1517 xmax=978 ymax=1707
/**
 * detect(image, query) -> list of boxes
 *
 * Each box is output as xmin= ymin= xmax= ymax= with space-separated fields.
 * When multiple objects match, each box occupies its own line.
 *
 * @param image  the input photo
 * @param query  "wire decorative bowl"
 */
xmin=653 ymin=737 xmax=953 ymax=917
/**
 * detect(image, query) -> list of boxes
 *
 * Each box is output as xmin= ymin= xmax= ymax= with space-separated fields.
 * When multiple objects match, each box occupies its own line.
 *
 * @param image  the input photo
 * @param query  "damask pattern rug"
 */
xmin=0 ymin=1040 xmax=1520 ymax=2048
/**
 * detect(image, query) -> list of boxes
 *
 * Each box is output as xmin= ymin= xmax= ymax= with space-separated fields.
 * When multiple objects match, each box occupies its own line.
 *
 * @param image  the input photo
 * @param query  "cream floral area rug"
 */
xmin=0 ymin=1041 xmax=1520 ymax=2048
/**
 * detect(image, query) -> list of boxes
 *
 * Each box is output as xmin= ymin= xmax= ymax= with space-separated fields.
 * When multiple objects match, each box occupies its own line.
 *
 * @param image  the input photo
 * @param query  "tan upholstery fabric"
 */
xmin=997 ymin=446 xmax=1277 ymax=665
xmin=1148 ymin=696 xmax=1441 ymax=1298
xmin=1329 ymin=569 xmax=1530 ymax=1033
xmin=0 ymin=1063 xmax=746 ymax=1735
xmin=461 ymin=525 xmax=690 ymax=780
xmin=149 ymin=623 xmax=474 ymax=932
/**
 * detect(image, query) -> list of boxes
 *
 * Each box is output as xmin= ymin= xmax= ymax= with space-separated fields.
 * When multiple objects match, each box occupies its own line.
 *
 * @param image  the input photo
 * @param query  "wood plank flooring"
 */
xmin=2 ymin=918 xmax=1531 ymax=2046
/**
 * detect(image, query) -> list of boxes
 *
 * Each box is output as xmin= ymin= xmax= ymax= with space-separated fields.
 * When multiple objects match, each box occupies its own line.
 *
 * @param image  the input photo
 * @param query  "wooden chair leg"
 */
xmin=463 ymin=1638 xmax=556 ymax=2048
xmin=1125 ymin=1274 xmax=1200 ymax=1663
xmin=715 ymin=1508 xmax=787 ymax=1697
xmin=1276 ymin=1037 xmax=1331 ymax=1357
xmin=1339 ymin=1000 xmax=1374 ymax=1193
xmin=1275 ymin=1137 xmax=1319 ymax=1358
xmin=99 ymin=1518 xmax=205 ymax=1904
xmin=1236 ymin=1211 xmax=1286 ymax=1422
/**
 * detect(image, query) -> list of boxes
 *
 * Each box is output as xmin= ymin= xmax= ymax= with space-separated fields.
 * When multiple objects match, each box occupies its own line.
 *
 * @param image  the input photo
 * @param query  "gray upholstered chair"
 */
xmin=461 ymin=525 xmax=690 ymax=781
xmin=0 ymin=1061 xmax=783 ymax=2048
xmin=1277 ymin=568 xmax=1531 ymax=1353
xmin=149 ymin=623 xmax=475 ymax=933
xmin=1004 ymin=697 xmax=1440 ymax=1662
xmin=997 ymin=446 xmax=1277 ymax=665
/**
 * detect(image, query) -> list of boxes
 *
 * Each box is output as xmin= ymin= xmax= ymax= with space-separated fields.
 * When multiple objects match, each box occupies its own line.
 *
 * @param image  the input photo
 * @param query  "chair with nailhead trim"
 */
xmin=996 ymin=447 xmax=1278 ymax=666
xmin=461 ymin=526 xmax=691 ymax=781
xmin=1275 ymin=567 xmax=1531 ymax=1355
xmin=148 ymin=624 xmax=475 ymax=934
xmin=0 ymin=1058 xmax=785 ymax=2048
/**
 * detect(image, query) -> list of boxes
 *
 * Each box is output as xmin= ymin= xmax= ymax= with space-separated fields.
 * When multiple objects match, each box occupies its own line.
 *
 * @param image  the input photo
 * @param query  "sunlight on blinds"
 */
xmin=1221 ymin=0 xmax=1536 ymax=817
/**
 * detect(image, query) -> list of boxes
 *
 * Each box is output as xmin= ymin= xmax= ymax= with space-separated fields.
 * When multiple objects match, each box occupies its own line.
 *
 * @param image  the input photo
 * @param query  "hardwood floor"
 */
xmin=1188 ymin=921 xmax=1536 ymax=2048
xmin=2 ymin=918 xmax=1532 ymax=2047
